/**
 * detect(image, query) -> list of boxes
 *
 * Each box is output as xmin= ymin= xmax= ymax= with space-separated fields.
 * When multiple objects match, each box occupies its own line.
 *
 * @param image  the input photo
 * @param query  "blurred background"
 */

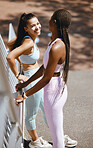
xmin=0 ymin=0 xmax=93 ymax=70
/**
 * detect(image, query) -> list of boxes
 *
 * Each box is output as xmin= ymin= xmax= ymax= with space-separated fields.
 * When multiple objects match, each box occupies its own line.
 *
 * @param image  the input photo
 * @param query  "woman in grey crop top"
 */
xmin=6 ymin=13 xmax=52 ymax=147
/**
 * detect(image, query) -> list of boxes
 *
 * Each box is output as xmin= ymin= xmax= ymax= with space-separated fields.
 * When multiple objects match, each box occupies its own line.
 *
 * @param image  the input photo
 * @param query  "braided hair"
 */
xmin=52 ymin=9 xmax=71 ymax=83
xmin=12 ymin=13 xmax=36 ymax=50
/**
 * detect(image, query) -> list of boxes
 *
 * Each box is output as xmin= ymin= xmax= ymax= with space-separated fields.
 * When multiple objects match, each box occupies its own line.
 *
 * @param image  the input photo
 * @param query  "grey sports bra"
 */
xmin=20 ymin=36 xmax=40 ymax=64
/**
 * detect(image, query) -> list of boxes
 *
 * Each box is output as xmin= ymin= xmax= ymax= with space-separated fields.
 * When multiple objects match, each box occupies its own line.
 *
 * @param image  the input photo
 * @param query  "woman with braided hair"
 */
xmin=15 ymin=9 xmax=77 ymax=148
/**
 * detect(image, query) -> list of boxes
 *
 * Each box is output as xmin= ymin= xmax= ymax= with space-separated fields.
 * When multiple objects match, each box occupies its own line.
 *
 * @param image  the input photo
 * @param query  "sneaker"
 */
xmin=39 ymin=137 xmax=52 ymax=147
xmin=64 ymin=135 xmax=78 ymax=147
xmin=29 ymin=138 xmax=43 ymax=148
xmin=29 ymin=137 xmax=52 ymax=148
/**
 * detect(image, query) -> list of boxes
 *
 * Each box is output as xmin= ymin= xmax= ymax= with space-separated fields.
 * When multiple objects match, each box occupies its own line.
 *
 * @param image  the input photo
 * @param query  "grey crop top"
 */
xmin=20 ymin=36 xmax=40 ymax=64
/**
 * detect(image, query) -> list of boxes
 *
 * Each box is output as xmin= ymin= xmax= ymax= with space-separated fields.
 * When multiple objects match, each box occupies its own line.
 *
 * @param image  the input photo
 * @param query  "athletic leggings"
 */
xmin=23 ymin=68 xmax=47 ymax=130
xmin=44 ymin=76 xmax=67 ymax=148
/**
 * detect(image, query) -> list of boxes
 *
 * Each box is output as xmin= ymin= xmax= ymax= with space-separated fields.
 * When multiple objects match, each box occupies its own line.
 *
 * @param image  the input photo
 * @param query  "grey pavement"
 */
xmin=24 ymin=70 xmax=93 ymax=148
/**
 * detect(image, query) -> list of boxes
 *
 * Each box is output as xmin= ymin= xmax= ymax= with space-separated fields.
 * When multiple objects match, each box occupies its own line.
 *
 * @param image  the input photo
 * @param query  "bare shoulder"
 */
xmin=51 ymin=39 xmax=65 ymax=53
xmin=22 ymin=37 xmax=34 ymax=47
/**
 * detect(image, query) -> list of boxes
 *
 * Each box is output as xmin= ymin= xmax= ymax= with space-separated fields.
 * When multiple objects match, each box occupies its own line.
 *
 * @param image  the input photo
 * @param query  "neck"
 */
xmin=51 ymin=31 xmax=58 ymax=41
xmin=29 ymin=34 xmax=37 ymax=42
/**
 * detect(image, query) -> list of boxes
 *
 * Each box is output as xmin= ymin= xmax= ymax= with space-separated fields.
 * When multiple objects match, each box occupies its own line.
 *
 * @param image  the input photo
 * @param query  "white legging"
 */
xmin=44 ymin=76 xmax=67 ymax=148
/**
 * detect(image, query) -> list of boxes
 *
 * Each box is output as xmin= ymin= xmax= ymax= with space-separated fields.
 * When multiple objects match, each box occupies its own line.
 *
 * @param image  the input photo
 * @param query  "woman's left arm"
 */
xmin=16 ymin=41 xmax=65 ymax=103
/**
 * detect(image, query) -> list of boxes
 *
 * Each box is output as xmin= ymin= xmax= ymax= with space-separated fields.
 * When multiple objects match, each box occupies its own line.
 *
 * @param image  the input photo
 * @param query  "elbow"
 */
xmin=6 ymin=54 xmax=12 ymax=62
xmin=7 ymin=42 xmax=10 ymax=48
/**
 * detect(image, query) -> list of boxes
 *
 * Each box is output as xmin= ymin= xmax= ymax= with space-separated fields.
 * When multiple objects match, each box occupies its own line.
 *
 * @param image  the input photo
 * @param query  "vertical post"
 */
xmin=8 ymin=23 xmax=25 ymax=147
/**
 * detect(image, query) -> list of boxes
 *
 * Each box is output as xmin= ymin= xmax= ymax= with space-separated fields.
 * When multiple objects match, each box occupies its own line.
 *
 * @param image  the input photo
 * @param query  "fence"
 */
xmin=0 ymin=23 xmax=25 ymax=148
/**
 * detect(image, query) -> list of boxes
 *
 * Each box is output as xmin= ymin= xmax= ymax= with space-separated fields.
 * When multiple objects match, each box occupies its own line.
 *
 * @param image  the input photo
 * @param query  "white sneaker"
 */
xmin=64 ymin=135 xmax=77 ymax=147
xmin=29 ymin=138 xmax=43 ymax=148
xmin=39 ymin=137 xmax=52 ymax=147
xmin=29 ymin=137 xmax=52 ymax=148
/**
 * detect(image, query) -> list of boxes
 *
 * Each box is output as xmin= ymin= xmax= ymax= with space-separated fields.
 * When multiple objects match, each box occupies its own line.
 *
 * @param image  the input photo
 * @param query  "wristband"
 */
xmin=22 ymin=91 xmax=28 ymax=100
xmin=16 ymin=72 xmax=21 ymax=79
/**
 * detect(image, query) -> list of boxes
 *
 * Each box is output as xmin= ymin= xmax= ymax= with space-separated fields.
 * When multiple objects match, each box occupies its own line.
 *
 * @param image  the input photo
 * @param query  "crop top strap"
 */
xmin=23 ymin=36 xmax=39 ymax=43
xmin=24 ymin=36 xmax=33 ymax=40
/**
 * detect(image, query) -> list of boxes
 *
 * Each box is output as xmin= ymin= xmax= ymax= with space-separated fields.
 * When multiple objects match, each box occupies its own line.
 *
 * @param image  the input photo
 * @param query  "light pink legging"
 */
xmin=44 ymin=76 xmax=67 ymax=148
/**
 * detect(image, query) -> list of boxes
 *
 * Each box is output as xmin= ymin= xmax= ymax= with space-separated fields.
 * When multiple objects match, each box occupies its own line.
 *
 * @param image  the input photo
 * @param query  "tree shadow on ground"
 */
xmin=0 ymin=0 xmax=93 ymax=70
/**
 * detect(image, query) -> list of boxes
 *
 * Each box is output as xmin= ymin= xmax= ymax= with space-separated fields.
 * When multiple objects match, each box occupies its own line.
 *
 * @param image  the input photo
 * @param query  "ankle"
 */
xmin=27 ymin=129 xmax=39 ymax=141
xmin=32 ymin=137 xmax=39 ymax=141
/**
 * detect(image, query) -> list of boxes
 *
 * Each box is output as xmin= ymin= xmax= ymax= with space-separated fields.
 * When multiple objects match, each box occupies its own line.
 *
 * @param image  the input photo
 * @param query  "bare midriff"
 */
xmin=22 ymin=61 xmax=39 ymax=71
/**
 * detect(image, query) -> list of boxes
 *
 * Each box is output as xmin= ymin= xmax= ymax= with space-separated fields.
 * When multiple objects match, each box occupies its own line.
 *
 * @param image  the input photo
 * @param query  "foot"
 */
xmin=29 ymin=138 xmax=43 ymax=148
xmin=64 ymin=135 xmax=78 ymax=147
xmin=29 ymin=137 xmax=52 ymax=148
xmin=39 ymin=137 xmax=52 ymax=147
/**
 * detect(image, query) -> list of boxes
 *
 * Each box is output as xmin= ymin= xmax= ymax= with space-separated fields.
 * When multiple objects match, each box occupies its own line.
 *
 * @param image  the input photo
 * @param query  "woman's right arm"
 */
xmin=6 ymin=39 xmax=34 ymax=82
xmin=7 ymin=37 xmax=17 ymax=51
xmin=7 ymin=38 xmax=22 ymax=64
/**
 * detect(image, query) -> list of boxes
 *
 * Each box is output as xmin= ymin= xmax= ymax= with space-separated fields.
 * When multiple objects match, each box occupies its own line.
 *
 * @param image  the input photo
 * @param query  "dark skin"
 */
xmin=16 ymin=17 xmax=66 ymax=104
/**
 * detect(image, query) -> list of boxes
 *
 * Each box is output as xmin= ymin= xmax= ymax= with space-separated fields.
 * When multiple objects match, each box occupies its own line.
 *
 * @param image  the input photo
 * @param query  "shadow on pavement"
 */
xmin=0 ymin=0 xmax=93 ymax=70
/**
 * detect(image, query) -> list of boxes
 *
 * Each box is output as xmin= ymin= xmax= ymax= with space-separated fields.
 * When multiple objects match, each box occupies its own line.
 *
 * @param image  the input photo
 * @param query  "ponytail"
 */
xmin=52 ymin=9 xmax=71 ymax=83
xmin=62 ymin=27 xmax=70 ymax=83
xmin=11 ymin=13 xmax=35 ymax=50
